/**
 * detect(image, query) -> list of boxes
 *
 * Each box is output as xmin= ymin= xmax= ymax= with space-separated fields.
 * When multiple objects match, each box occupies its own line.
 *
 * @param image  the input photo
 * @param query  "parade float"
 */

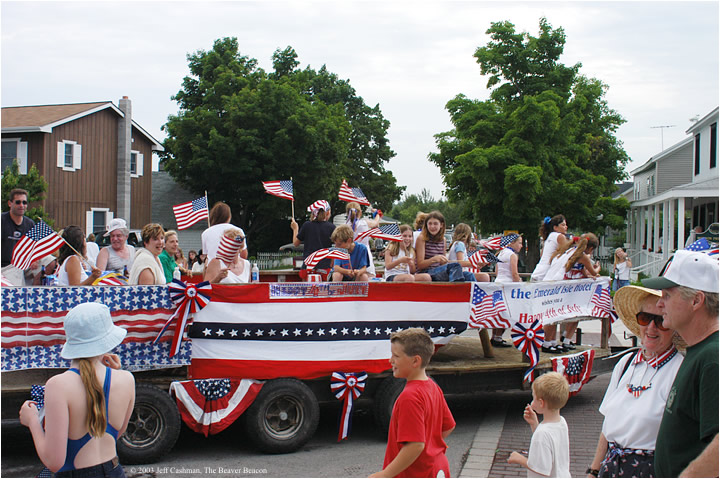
xmin=1 ymin=277 xmax=619 ymax=463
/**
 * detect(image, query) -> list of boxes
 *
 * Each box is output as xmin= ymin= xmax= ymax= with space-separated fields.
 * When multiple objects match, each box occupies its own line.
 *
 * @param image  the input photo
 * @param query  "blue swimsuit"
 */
xmin=57 ymin=367 xmax=120 ymax=473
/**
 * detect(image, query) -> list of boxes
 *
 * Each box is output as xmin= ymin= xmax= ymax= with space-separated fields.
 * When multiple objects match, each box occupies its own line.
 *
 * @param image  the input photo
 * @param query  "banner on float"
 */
xmin=468 ymin=277 xmax=612 ymax=329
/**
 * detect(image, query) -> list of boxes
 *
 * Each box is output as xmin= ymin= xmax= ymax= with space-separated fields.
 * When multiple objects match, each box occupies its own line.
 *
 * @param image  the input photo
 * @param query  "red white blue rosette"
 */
xmin=330 ymin=371 xmax=367 ymax=441
xmin=511 ymin=319 xmax=545 ymax=383
xmin=155 ymin=279 xmax=212 ymax=357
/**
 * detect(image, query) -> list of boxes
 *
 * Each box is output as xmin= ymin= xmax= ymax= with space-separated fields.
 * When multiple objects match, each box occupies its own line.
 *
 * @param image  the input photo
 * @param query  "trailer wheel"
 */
xmin=373 ymin=376 xmax=406 ymax=436
xmin=117 ymin=384 xmax=181 ymax=464
xmin=242 ymin=378 xmax=319 ymax=454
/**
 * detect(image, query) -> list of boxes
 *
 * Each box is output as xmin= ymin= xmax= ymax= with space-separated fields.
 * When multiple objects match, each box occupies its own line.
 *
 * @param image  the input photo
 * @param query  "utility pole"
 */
xmin=651 ymin=125 xmax=676 ymax=151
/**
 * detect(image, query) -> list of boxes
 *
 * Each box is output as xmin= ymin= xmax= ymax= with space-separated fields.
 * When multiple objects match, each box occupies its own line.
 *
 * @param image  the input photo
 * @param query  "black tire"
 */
xmin=372 ymin=376 xmax=405 ymax=436
xmin=117 ymin=384 xmax=181 ymax=464
xmin=242 ymin=378 xmax=319 ymax=454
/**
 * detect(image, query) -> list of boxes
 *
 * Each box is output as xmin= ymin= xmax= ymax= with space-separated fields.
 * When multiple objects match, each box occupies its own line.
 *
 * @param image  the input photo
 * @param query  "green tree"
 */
xmin=429 ymin=18 xmax=630 ymax=267
xmin=1 ymin=160 xmax=54 ymax=226
xmin=161 ymin=38 xmax=351 ymax=248
xmin=389 ymin=189 xmax=468 ymax=230
xmin=270 ymin=47 xmax=404 ymax=212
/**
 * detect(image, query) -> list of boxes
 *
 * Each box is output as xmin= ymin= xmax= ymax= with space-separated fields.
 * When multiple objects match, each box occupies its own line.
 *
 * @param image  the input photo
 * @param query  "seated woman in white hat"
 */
xmin=19 ymin=302 xmax=136 ymax=477
xmin=586 ymin=286 xmax=685 ymax=478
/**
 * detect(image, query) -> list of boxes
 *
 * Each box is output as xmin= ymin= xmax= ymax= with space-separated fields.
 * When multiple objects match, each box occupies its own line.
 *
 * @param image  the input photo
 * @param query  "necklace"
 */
xmin=626 ymin=348 xmax=677 ymax=398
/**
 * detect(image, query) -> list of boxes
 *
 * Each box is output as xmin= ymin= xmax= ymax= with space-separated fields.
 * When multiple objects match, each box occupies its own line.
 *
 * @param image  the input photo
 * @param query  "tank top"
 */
xmin=58 ymin=367 xmax=120 ymax=472
xmin=384 ymin=249 xmax=412 ymax=278
xmin=104 ymin=245 xmax=135 ymax=273
xmin=56 ymin=257 xmax=89 ymax=286
xmin=495 ymin=247 xmax=517 ymax=282
xmin=531 ymin=232 xmax=562 ymax=281
xmin=218 ymin=258 xmax=251 ymax=284
xmin=420 ymin=239 xmax=445 ymax=271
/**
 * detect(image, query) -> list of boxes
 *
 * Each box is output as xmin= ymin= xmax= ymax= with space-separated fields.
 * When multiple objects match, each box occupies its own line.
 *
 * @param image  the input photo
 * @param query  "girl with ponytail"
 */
xmin=19 ymin=303 xmax=135 ymax=477
xmin=345 ymin=201 xmax=382 ymax=277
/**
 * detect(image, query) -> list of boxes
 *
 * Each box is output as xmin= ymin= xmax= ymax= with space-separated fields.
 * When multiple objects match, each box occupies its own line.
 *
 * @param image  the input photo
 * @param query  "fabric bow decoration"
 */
xmin=155 ymin=279 xmax=212 ymax=357
xmin=511 ymin=319 xmax=545 ymax=383
xmin=330 ymin=371 xmax=367 ymax=441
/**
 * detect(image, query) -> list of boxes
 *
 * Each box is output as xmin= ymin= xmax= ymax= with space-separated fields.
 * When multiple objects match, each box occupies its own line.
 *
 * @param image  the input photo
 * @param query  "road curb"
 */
xmin=458 ymin=401 xmax=507 ymax=478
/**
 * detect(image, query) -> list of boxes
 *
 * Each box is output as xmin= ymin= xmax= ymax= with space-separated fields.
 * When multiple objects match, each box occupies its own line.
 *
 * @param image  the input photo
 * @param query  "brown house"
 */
xmin=1 ymin=97 xmax=163 ymax=233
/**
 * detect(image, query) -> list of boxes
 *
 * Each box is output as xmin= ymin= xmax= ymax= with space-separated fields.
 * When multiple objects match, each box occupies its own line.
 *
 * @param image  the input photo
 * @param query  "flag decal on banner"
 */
xmin=469 ymin=284 xmax=510 ymax=329
xmin=173 ymin=196 xmax=209 ymax=230
xmin=552 ymin=349 xmax=595 ymax=396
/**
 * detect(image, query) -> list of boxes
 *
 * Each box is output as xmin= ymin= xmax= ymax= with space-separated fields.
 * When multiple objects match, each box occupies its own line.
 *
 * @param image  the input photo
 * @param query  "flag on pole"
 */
xmin=479 ymin=236 xmax=503 ymax=250
xmin=93 ymin=272 xmax=129 ymax=286
xmin=338 ymin=179 xmax=369 ymax=205
xmin=303 ymin=248 xmax=351 ymax=269
xmin=11 ymin=220 xmax=65 ymax=270
xmin=173 ymin=196 xmax=209 ymax=230
xmin=262 ymin=180 xmax=294 ymax=201
xmin=355 ymin=224 xmax=403 ymax=242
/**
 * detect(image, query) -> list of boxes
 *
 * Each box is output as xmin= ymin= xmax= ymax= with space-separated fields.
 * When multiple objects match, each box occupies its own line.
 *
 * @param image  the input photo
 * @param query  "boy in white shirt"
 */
xmin=508 ymin=372 xmax=571 ymax=477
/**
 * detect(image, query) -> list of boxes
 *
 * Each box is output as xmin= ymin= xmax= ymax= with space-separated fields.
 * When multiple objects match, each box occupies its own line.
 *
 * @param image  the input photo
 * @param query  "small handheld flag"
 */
xmin=355 ymin=224 xmax=403 ymax=242
xmin=11 ymin=220 xmax=65 ymax=270
xmin=262 ymin=180 xmax=294 ymax=201
xmin=173 ymin=196 xmax=209 ymax=230
xmin=338 ymin=179 xmax=369 ymax=205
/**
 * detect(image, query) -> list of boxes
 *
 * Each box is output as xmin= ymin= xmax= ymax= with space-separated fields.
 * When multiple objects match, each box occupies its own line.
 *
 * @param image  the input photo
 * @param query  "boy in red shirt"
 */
xmin=371 ymin=328 xmax=456 ymax=478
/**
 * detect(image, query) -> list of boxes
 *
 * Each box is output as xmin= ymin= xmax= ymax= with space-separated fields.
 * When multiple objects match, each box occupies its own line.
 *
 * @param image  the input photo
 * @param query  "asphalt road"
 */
xmin=2 ymin=394 xmax=494 ymax=478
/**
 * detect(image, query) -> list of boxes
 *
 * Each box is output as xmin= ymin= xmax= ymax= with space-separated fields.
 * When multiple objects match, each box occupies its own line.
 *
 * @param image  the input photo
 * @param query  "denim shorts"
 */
xmin=54 ymin=458 xmax=125 ymax=478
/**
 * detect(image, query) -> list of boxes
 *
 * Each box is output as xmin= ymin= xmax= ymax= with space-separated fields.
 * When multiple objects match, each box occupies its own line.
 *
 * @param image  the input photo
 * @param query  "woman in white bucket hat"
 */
xmin=19 ymin=302 xmax=135 ymax=477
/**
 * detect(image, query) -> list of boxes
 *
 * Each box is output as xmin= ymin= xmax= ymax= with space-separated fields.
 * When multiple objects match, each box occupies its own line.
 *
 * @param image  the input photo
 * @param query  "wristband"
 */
xmin=586 ymin=467 xmax=599 ymax=477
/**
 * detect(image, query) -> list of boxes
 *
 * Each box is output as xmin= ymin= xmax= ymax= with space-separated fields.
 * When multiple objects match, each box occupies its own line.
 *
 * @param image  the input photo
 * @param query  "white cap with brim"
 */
xmin=103 ymin=218 xmax=129 ymax=237
xmin=61 ymin=302 xmax=127 ymax=359
xmin=642 ymin=249 xmax=719 ymax=293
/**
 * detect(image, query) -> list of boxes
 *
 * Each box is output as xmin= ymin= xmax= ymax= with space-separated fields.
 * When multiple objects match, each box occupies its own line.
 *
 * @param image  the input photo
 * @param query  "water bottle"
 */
xmin=44 ymin=274 xmax=56 ymax=286
xmin=251 ymin=263 xmax=259 ymax=283
xmin=173 ymin=266 xmax=181 ymax=281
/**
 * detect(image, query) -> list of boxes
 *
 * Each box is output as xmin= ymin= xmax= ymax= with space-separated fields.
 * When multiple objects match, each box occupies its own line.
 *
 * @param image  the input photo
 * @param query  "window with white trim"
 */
xmin=57 ymin=140 xmax=82 ymax=172
xmin=85 ymin=208 xmax=113 ymax=236
xmin=130 ymin=150 xmax=144 ymax=178
xmin=1 ymin=138 xmax=28 ymax=175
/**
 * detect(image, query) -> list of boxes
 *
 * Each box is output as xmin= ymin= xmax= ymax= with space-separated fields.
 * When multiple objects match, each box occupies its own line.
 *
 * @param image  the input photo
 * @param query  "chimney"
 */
xmin=117 ymin=96 xmax=132 ymax=224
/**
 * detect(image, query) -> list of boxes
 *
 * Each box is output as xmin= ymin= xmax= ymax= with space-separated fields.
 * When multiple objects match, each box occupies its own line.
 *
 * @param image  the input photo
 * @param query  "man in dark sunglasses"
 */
xmin=642 ymin=250 xmax=719 ymax=478
xmin=2 ymin=188 xmax=36 ymax=283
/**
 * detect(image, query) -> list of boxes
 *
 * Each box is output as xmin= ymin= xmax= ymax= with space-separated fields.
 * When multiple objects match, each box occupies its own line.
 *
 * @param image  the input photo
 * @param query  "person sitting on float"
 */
xmin=204 ymin=228 xmax=251 ymax=284
xmin=95 ymin=218 xmax=135 ymax=275
xmin=128 ymin=223 xmax=166 ymax=285
xmin=56 ymin=225 xmax=102 ymax=286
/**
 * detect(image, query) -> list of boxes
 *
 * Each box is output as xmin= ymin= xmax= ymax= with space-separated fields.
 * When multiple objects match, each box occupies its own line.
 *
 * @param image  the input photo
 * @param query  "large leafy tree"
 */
xmin=270 ymin=47 xmax=404 ymax=212
xmin=389 ymin=189 xmax=468 ymax=229
xmin=430 ymin=18 xmax=630 ymax=267
xmin=161 ymin=39 xmax=403 ymax=253
xmin=1 ymin=160 xmax=54 ymax=226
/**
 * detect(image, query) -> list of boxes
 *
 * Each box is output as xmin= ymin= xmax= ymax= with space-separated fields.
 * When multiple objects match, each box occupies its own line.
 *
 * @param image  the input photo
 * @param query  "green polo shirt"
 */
xmin=158 ymin=249 xmax=177 ymax=284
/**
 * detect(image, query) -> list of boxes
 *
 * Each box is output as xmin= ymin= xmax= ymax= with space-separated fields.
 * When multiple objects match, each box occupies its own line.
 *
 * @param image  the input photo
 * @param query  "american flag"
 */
xmin=469 ymin=284 xmax=510 ymax=329
xmin=552 ymin=349 xmax=595 ymax=396
xmin=354 ymin=224 xmax=403 ymax=242
xmin=338 ymin=179 xmax=369 ymax=206
xmin=262 ymin=180 xmax=294 ymax=201
xmin=303 ymin=248 xmax=351 ymax=269
xmin=187 ymin=282 xmax=470 ymax=380
xmin=169 ymin=378 xmax=263 ymax=437
xmin=11 ymin=220 xmax=65 ymax=271
xmin=468 ymin=249 xmax=499 ymax=269
xmin=216 ymin=234 xmax=244 ymax=263
xmin=590 ymin=284 xmax=612 ymax=318
xmin=93 ymin=272 xmax=129 ymax=286
xmin=511 ymin=319 xmax=544 ymax=383
xmin=686 ymin=237 xmax=718 ymax=255
xmin=1 ymin=286 xmax=190 ymax=372
xmin=479 ymin=236 xmax=503 ymax=251
xmin=173 ymin=196 xmax=209 ymax=230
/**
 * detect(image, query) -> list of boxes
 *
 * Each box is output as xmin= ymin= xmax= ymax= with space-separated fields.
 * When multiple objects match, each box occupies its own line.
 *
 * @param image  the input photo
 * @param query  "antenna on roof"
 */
xmin=650 ymin=125 xmax=676 ymax=151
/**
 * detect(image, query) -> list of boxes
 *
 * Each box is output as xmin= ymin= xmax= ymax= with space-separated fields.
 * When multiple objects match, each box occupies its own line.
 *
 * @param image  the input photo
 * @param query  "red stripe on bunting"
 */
xmin=209 ymin=282 xmax=472 ymax=304
xmin=189 ymin=358 xmax=390 ymax=381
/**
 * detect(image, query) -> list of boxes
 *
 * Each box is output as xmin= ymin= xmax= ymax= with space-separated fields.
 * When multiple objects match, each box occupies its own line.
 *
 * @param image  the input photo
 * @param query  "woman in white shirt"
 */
xmin=204 ymin=228 xmax=251 ymax=284
xmin=588 ymin=286 xmax=683 ymax=478
xmin=612 ymin=248 xmax=632 ymax=292
xmin=56 ymin=226 xmax=102 ymax=286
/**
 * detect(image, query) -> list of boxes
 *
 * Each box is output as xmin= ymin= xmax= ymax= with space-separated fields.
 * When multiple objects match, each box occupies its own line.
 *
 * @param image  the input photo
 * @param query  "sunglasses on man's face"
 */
xmin=636 ymin=311 xmax=669 ymax=331
xmin=14 ymin=200 xmax=28 ymax=205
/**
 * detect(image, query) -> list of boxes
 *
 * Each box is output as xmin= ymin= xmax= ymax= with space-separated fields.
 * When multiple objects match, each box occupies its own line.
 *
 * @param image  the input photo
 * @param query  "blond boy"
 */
xmin=508 ymin=372 xmax=571 ymax=477
xmin=371 ymin=328 xmax=456 ymax=478
xmin=330 ymin=225 xmax=370 ymax=282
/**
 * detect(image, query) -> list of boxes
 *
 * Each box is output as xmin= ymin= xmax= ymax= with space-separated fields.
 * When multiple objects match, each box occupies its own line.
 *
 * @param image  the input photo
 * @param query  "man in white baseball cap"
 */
xmin=641 ymin=249 xmax=718 ymax=477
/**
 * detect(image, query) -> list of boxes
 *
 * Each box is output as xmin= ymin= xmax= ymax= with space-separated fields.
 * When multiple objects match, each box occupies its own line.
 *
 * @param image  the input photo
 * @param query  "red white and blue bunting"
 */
xmin=330 ymin=371 xmax=367 ymax=441
xmin=511 ymin=319 xmax=545 ymax=383
xmin=156 ymin=279 xmax=212 ymax=357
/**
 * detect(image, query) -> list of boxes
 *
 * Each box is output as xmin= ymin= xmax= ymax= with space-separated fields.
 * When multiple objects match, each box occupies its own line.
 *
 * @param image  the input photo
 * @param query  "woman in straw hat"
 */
xmin=19 ymin=302 xmax=135 ymax=476
xmin=586 ymin=286 xmax=684 ymax=478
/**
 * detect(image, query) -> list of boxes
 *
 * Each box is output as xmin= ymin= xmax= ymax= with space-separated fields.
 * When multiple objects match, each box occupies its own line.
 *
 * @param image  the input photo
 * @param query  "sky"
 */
xmin=1 ymin=1 xmax=718 ymax=201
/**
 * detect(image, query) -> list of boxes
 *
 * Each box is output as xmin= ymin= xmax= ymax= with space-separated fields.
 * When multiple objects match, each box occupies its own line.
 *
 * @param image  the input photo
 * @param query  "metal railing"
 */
xmin=255 ymin=252 xmax=296 ymax=270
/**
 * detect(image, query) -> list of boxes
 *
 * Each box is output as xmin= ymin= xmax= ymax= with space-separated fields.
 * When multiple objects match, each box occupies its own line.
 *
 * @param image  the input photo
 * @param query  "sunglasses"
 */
xmin=236 ymin=236 xmax=245 ymax=243
xmin=636 ymin=311 xmax=669 ymax=331
xmin=13 ymin=200 xmax=28 ymax=205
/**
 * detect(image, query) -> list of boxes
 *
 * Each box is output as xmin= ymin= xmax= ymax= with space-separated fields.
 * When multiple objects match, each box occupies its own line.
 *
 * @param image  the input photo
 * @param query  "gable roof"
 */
xmin=2 ymin=101 xmax=163 ymax=151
